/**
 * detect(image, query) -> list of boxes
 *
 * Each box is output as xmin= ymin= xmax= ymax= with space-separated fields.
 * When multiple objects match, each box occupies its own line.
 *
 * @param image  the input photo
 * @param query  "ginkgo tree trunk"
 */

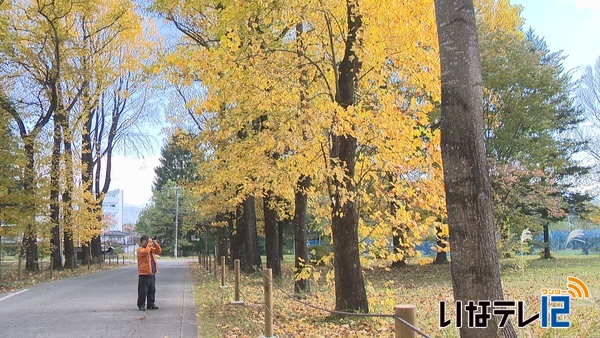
xmin=434 ymin=0 xmax=516 ymax=337
xmin=329 ymin=0 xmax=368 ymax=313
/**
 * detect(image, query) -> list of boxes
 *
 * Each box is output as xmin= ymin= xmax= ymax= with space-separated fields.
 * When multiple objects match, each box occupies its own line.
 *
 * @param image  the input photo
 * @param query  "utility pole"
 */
xmin=175 ymin=186 xmax=179 ymax=259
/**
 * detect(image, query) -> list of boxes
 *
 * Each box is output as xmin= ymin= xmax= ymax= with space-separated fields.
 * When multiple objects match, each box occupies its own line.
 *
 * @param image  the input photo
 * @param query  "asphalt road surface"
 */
xmin=0 ymin=259 xmax=198 ymax=338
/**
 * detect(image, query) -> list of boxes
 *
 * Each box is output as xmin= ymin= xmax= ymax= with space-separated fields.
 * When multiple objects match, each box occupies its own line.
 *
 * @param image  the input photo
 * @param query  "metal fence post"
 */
xmin=394 ymin=305 xmax=416 ymax=338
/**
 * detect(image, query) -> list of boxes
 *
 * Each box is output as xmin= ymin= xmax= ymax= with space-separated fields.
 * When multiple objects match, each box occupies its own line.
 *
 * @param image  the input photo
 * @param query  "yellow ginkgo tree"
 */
xmin=153 ymin=0 xmax=444 ymax=312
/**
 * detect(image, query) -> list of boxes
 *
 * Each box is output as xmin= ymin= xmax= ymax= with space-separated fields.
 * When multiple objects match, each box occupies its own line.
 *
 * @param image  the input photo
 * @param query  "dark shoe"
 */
xmin=147 ymin=305 xmax=159 ymax=310
xmin=138 ymin=306 xmax=146 ymax=311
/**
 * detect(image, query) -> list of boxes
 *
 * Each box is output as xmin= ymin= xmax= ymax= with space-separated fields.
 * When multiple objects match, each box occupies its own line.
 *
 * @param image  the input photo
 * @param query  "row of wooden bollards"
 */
xmin=197 ymin=254 xmax=419 ymax=338
xmin=198 ymin=254 xmax=229 ymax=289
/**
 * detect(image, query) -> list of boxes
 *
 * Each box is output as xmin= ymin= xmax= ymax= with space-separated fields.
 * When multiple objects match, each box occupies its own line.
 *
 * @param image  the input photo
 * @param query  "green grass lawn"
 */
xmin=191 ymin=254 xmax=600 ymax=337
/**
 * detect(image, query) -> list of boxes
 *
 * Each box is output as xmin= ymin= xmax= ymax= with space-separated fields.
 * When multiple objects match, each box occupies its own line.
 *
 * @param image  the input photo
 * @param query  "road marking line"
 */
xmin=0 ymin=289 xmax=29 ymax=302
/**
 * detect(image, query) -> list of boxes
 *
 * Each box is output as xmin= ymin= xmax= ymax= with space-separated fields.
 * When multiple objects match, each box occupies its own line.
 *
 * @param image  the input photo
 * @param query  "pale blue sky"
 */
xmin=511 ymin=0 xmax=600 ymax=76
xmin=113 ymin=1 xmax=600 ymax=206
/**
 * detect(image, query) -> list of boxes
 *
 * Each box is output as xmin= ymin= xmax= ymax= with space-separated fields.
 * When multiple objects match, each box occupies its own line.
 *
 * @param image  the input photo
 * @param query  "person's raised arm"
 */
xmin=151 ymin=238 xmax=162 ymax=255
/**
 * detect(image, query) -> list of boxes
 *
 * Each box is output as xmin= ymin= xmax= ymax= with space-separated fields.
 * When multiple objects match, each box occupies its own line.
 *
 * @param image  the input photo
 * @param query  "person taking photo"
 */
xmin=137 ymin=235 xmax=162 ymax=311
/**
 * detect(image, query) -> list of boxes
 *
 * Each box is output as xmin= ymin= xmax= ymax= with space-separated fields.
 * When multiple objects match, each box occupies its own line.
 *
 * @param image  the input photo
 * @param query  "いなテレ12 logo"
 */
xmin=438 ymin=276 xmax=591 ymax=329
xmin=540 ymin=276 xmax=590 ymax=328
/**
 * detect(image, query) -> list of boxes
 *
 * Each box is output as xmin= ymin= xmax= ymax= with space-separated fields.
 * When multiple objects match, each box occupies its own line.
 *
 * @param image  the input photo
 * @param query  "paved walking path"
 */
xmin=0 ymin=260 xmax=198 ymax=338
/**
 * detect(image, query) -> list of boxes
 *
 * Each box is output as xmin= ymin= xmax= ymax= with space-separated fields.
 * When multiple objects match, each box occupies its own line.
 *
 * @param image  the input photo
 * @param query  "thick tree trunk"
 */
xmin=542 ymin=221 xmax=552 ymax=259
xmin=71 ymin=72 xmax=93 ymax=268
xmin=90 ymin=194 xmax=105 ymax=263
xmin=264 ymin=193 xmax=281 ymax=277
xmin=434 ymin=1 xmax=516 ymax=336
xmin=214 ymin=213 xmax=231 ymax=262
xmin=80 ymin=95 xmax=93 ymax=267
xmin=91 ymin=236 xmax=102 ymax=263
xmin=390 ymin=197 xmax=407 ymax=268
xmin=434 ymin=241 xmax=449 ymax=264
xmin=330 ymin=134 xmax=368 ymax=311
xmin=294 ymin=23 xmax=311 ymax=294
xmin=435 ymin=240 xmax=449 ymax=264
xmin=63 ymin=228 xmax=76 ymax=269
xmin=242 ymin=196 xmax=261 ymax=273
xmin=23 ymin=141 xmax=39 ymax=272
xmin=81 ymin=243 xmax=91 ymax=266
xmin=329 ymin=0 xmax=368 ymax=313
xmin=434 ymin=221 xmax=449 ymax=264
xmin=278 ymin=221 xmax=284 ymax=261
xmin=232 ymin=205 xmax=245 ymax=267
xmin=391 ymin=231 xmax=407 ymax=268
xmin=293 ymin=175 xmax=311 ymax=295
xmin=62 ymin=132 xmax=76 ymax=269
xmin=435 ymin=250 xmax=449 ymax=264
xmin=50 ymin=117 xmax=63 ymax=271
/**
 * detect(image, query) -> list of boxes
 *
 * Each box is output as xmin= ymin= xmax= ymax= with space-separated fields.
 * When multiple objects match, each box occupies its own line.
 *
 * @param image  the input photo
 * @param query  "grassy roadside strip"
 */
xmin=190 ymin=263 xmax=263 ymax=337
xmin=0 ymin=258 xmax=133 ymax=294
xmin=190 ymin=255 xmax=600 ymax=337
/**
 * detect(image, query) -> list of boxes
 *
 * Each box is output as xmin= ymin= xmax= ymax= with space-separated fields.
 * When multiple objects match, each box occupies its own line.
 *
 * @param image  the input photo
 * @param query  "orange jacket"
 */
xmin=137 ymin=242 xmax=162 ymax=276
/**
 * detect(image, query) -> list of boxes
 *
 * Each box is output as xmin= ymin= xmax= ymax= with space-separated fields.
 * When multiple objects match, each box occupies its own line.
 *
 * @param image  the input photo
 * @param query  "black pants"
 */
xmin=137 ymin=275 xmax=156 ymax=308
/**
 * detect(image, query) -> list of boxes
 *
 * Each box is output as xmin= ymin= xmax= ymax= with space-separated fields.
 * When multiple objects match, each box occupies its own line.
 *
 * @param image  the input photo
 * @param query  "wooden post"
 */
xmin=220 ymin=256 xmax=226 ymax=287
xmin=208 ymin=255 xmax=212 ymax=274
xmin=198 ymin=252 xmax=201 ymax=264
xmin=71 ymin=256 xmax=75 ymax=272
xmin=213 ymin=255 xmax=217 ymax=281
xmin=264 ymin=268 xmax=274 ymax=338
xmin=235 ymin=259 xmax=241 ymax=301
xmin=230 ymin=259 xmax=243 ymax=304
xmin=394 ymin=305 xmax=416 ymax=338
xmin=50 ymin=258 xmax=53 ymax=279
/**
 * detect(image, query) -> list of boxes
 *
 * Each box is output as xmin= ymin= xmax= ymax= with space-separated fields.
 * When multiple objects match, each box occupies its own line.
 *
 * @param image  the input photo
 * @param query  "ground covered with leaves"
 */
xmin=191 ymin=253 xmax=600 ymax=338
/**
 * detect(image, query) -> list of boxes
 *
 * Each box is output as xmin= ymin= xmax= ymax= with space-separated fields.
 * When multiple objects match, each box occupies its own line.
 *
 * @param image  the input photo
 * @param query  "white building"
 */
xmin=102 ymin=189 xmax=124 ymax=232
